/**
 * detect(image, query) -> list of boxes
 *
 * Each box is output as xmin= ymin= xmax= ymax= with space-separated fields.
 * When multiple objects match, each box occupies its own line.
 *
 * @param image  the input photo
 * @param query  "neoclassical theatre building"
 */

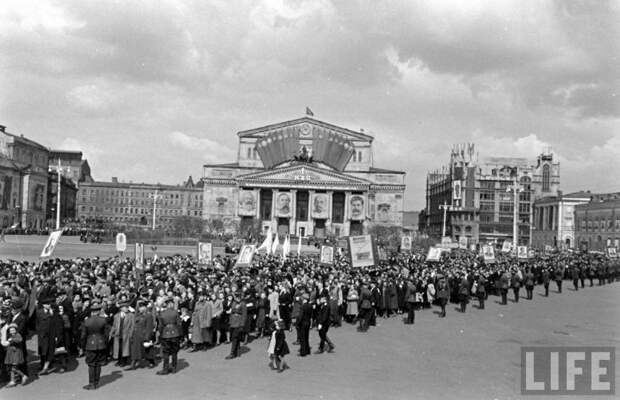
xmin=202 ymin=117 xmax=406 ymax=237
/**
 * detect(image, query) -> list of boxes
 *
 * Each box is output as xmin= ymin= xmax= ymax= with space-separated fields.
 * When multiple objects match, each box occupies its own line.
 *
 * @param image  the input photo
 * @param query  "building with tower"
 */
xmin=202 ymin=117 xmax=406 ymax=237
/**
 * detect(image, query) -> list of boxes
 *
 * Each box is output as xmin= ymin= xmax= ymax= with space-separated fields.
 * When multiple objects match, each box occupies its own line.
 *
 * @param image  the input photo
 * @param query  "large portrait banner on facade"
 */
xmin=311 ymin=193 xmax=329 ymax=219
xmin=349 ymin=194 xmax=366 ymax=220
xmin=275 ymin=192 xmax=292 ymax=217
xmin=238 ymin=190 xmax=258 ymax=216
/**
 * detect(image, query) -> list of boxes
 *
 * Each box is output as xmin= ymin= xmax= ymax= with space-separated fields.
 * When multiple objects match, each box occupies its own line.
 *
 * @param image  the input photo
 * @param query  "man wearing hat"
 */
xmin=315 ymin=295 xmax=334 ymax=354
xmin=157 ymin=297 xmax=182 ymax=374
xmin=110 ymin=300 xmax=134 ymax=367
xmin=128 ymin=300 xmax=155 ymax=369
xmin=225 ymin=291 xmax=247 ymax=360
xmin=36 ymin=297 xmax=59 ymax=375
xmin=81 ymin=302 xmax=109 ymax=390
xmin=297 ymin=293 xmax=312 ymax=356
xmin=10 ymin=297 xmax=30 ymax=379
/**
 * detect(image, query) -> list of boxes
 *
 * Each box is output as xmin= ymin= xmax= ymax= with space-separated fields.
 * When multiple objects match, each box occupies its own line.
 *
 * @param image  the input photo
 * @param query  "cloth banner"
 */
xmin=517 ymin=246 xmax=528 ymax=259
xmin=40 ymin=230 xmax=63 ymax=258
xmin=400 ymin=236 xmax=412 ymax=252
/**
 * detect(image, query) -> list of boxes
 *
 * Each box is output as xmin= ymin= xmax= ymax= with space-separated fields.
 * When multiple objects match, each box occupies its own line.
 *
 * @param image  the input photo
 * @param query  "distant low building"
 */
xmin=574 ymin=193 xmax=620 ymax=252
xmin=76 ymin=176 xmax=203 ymax=230
xmin=531 ymin=191 xmax=592 ymax=250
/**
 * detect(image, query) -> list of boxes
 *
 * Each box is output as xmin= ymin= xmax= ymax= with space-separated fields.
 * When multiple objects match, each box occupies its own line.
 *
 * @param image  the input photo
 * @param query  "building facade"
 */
xmin=202 ymin=117 xmax=406 ymax=237
xmin=531 ymin=191 xmax=592 ymax=250
xmin=423 ymin=144 xmax=560 ymax=246
xmin=76 ymin=177 xmax=203 ymax=230
xmin=574 ymin=193 xmax=620 ymax=252
xmin=49 ymin=150 xmax=93 ymax=184
xmin=0 ymin=124 xmax=50 ymax=230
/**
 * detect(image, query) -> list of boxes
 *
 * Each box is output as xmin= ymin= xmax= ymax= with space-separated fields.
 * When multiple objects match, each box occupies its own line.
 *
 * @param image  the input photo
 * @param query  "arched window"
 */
xmin=542 ymin=164 xmax=550 ymax=192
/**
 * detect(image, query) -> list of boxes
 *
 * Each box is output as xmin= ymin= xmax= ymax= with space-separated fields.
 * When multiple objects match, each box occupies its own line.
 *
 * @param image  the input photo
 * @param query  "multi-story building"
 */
xmin=76 ymin=176 xmax=203 ymax=230
xmin=574 ymin=193 xmax=620 ymax=252
xmin=46 ymin=170 xmax=78 ymax=227
xmin=424 ymin=144 xmax=560 ymax=246
xmin=202 ymin=116 xmax=406 ymax=237
xmin=0 ymin=124 xmax=50 ymax=230
xmin=531 ymin=191 xmax=593 ymax=250
xmin=49 ymin=150 xmax=93 ymax=185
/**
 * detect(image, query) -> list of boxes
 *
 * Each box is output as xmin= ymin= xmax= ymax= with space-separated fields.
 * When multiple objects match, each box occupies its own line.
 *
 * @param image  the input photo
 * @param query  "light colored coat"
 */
xmin=110 ymin=311 xmax=135 ymax=358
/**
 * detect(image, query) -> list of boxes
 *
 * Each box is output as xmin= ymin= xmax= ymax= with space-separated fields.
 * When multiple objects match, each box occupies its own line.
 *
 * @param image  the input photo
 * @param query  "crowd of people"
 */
xmin=0 ymin=245 xmax=618 ymax=390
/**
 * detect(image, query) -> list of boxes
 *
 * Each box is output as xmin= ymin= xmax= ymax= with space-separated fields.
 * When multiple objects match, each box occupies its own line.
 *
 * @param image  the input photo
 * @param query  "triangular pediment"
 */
xmin=237 ymin=117 xmax=373 ymax=142
xmin=237 ymin=163 xmax=371 ymax=186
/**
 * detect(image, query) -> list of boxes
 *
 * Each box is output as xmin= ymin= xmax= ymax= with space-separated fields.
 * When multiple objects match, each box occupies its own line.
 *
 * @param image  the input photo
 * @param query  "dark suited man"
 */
xmin=542 ymin=268 xmax=551 ymax=296
xmin=404 ymin=278 xmax=416 ymax=324
xmin=157 ymin=297 xmax=182 ymax=374
xmin=315 ymin=296 xmax=334 ymax=353
xmin=357 ymin=283 xmax=372 ymax=331
xmin=437 ymin=278 xmax=449 ymax=318
xmin=571 ymin=266 xmax=580 ymax=291
xmin=81 ymin=303 xmax=109 ymax=390
xmin=554 ymin=266 xmax=563 ymax=293
xmin=458 ymin=277 xmax=469 ymax=313
xmin=475 ymin=275 xmax=486 ymax=309
xmin=499 ymin=270 xmax=510 ymax=305
xmin=524 ymin=268 xmax=535 ymax=300
xmin=511 ymin=270 xmax=521 ymax=303
xmin=226 ymin=292 xmax=247 ymax=360
xmin=10 ymin=298 xmax=30 ymax=379
xmin=297 ymin=294 xmax=312 ymax=356
xmin=369 ymin=282 xmax=381 ymax=326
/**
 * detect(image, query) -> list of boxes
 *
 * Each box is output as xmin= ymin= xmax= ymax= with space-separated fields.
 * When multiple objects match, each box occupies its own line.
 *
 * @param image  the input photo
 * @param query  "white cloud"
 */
xmin=168 ymin=131 xmax=234 ymax=163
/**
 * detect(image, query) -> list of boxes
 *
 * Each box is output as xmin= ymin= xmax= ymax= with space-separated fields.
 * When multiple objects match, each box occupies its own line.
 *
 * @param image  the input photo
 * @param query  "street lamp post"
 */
xmin=507 ymin=177 xmax=524 ymax=251
xmin=439 ymin=200 xmax=461 ymax=239
xmin=49 ymin=159 xmax=71 ymax=230
xmin=148 ymin=190 xmax=162 ymax=230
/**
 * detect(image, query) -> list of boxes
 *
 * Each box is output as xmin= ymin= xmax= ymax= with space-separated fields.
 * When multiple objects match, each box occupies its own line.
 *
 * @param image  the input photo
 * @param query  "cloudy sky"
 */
xmin=1 ymin=0 xmax=618 ymax=210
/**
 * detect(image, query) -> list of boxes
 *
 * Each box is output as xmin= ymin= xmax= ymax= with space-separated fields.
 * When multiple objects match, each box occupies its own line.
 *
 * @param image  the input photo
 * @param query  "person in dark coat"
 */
xmin=458 ymin=277 xmax=469 ymax=313
xmin=357 ymin=283 xmax=372 ymax=331
xmin=524 ymin=268 xmax=535 ymax=300
xmin=475 ymin=275 xmax=486 ymax=309
xmin=278 ymin=287 xmax=292 ymax=331
xmin=437 ymin=278 xmax=449 ymax=318
xmin=36 ymin=298 xmax=60 ymax=375
xmin=273 ymin=320 xmax=289 ymax=372
xmin=511 ymin=271 xmax=521 ymax=303
xmin=226 ymin=292 xmax=247 ymax=360
xmin=571 ymin=266 xmax=580 ymax=291
xmin=297 ymin=294 xmax=312 ymax=356
xmin=315 ymin=295 xmax=334 ymax=353
xmin=554 ymin=266 xmax=564 ymax=293
xmin=542 ymin=268 xmax=551 ymax=296
xmin=156 ymin=297 xmax=182 ymax=374
xmin=369 ymin=282 xmax=381 ymax=326
xmin=499 ymin=271 xmax=510 ymax=305
xmin=404 ymin=278 xmax=416 ymax=324
xmin=128 ymin=300 xmax=155 ymax=369
xmin=10 ymin=298 xmax=29 ymax=378
xmin=81 ymin=303 xmax=109 ymax=390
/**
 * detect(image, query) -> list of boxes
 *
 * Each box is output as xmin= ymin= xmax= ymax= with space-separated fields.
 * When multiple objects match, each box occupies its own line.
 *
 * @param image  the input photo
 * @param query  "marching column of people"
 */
xmin=0 ymin=249 xmax=617 ymax=390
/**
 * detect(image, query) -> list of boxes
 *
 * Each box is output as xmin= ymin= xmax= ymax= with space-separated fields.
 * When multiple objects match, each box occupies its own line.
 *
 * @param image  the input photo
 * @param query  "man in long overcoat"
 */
xmin=109 ymin=301 xmax=134 ymax=366
xmin=128 ymin=300 xmax=155 ymax=369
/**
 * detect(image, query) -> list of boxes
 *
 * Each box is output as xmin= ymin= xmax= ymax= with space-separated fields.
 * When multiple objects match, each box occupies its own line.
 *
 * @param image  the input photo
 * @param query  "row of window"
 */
xmin=79 ymin=197 xmax=203 ymax=208
xmin=80 ymin=188 xmax=202 ymax=200
xmin=578 ymin=218 xmax=620 ymax=232
xmin=79 ymin=206 xmax=202 ymax=217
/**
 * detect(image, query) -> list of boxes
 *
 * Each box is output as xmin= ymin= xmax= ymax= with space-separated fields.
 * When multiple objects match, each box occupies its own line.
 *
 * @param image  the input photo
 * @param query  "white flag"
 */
xmin=40 ymin=230 xmax=63 ymax=258
xmin=271 ymin=234 xmax=280 ymax=255
xmin=297 ymin=235 xmax=302 ymax=256
xmin=282 ymin=235 xmax=290 ymax=260
xmin=257 ymin=227 xmax=273 ymax=254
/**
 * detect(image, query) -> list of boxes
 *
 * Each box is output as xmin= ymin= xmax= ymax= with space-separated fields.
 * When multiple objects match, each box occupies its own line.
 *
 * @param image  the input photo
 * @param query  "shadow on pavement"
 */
xmin=98 ymin=370 xmax=123 ymax=388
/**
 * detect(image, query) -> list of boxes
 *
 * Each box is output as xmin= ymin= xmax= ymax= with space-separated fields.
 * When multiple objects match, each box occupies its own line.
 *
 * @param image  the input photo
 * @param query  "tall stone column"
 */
xmin=326 ymin=190 xmax=333 ymax=234
xmin=271 ymin=189 xmax=278 ymax=231
xmin=308 ymin=190 xmax=315 ymax=236
xmin=344 ymin=191 xmax=352 ymax=236
xmin=290 ymin=189 xmax=297 ymax=236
